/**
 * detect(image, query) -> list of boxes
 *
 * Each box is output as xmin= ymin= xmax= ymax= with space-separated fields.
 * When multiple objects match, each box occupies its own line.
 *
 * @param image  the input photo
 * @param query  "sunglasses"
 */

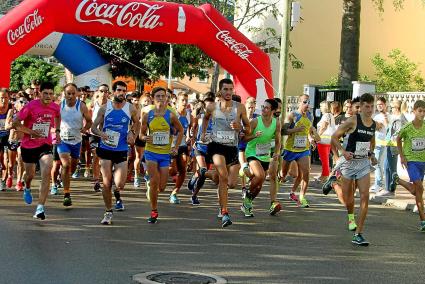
xmin=99 ymin=90 xmax=109 ymax=93
xmin=19 ymin=100 xmax=28 ymax=104
xmin=302 ymin=100 xmax=310 ymax=105
xmin=116 ymin=89 xmax=126 ymax=92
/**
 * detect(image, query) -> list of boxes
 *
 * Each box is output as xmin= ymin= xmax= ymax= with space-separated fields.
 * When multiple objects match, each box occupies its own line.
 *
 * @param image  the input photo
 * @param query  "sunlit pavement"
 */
xmin=1 ymin=175 xmax=424 ymax=284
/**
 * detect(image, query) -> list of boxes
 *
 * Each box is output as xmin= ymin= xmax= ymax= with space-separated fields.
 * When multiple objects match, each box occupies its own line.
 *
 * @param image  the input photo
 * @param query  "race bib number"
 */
xmin=354 ymin=141 xmax=370 ymax=158
xmin=217 ymin=131 xmax=235 ymax=144
xmin=294 ymin=135 xmax=307 ymax=148
xmin=256 ymin=143 xmax=271 ymax=156
xmin=412 ymin=138 xmax=425 ymax=151
xmin=61 ymin=130 xmax=75 ymax=141
xmin=152 ymin=131 xmax=169 ymax=145
xmin=32 ymin=123 xmax=49 ymax=139
xmin=104 ymin=129 xmax=120 ymax=148
xmin=270 ymin=140 xmax=276 ymax=149
xmin=0 ymin=119 xmax=6 ymax=130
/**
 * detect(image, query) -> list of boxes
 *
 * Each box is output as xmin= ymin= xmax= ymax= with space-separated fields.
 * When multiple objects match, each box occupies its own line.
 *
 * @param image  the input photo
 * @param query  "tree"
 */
xmin=10 ymin=55 xmax=64 ymax=91
xmin=372 ymin=49 xmax=425 ymax=92
xmin=338 ymin=0 xmax=361 ymax=86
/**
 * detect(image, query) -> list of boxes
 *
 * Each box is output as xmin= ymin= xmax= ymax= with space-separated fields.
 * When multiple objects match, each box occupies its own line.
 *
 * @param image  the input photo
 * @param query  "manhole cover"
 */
xmin=133 ymin=271 xmax=227 ymax=284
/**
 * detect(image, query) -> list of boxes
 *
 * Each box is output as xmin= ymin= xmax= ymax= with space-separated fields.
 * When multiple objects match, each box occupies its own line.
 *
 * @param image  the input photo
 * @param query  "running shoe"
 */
xmin=23 ymin=188 xmax=32 ymax=204
xmin=390 ymin=173 xmax=399 ymax=192
xmin=63 ymin=195 xmax=72 ymax=207
xmin=169 ymin=194 xmax=180 ymax=204
xmin=300 ymin=197 xmax=310 ymax=208
xmin=50 ymin=185 xmax=58 ymax=195
xmin=93 ymin=181 xmax=101 ymax=192
xmin=6 ymin=176 xmax=12 ymax=189
xmin=289 ymin=192 xmax=300 ymax=206
xmin=83 ymin=169 xmax=90 ymax=178
xmin=221 ymin=213 xmax=233 ymax=227
xmin=352 ymin=233 xmax=369 ymax=246
xmin=269 ymin=201 xmax=282 ymax=216
xmin=322 ymin=175 xmax=337 ymax=195
xmin=15 ymin=181 xmax=24 ymax=192
xmin=33 ymin=205 xmax=45 ymax=220
xmin=134 ymin=177 xmax=141 ymax=188
xmin=147 ymin=210 xmax=158 ymax=224
xmin=101 ymin=211 xmax=113 ymax=225
xmin=348 ymin=220 xmax=357 ymax=231
xmin=191 ymin=195 xmax=200 ymax=205
xmin=187 ymin=175 xmax=197 ymax=192
xmin=72 ymin=168 xmax=80 ymax=179
xmin=217 ymin=208 xmax=223 ymax=219
xmin=419 ymin=221 xmax=425 ymax=232
xmin=243 ymin=195 xmax=253 ymax=210
xmin=195 ymin=167 xmax=207 ymax=191
xmin=115 ymin=200 xmax=125 ymax=211
xmin=240 ymin=204 xmax=254 ymax=217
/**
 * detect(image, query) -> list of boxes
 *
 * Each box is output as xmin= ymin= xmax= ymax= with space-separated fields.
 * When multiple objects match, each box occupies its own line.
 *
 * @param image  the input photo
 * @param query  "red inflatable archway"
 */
xmin=0 ymin=0 xmax=274 ymax=101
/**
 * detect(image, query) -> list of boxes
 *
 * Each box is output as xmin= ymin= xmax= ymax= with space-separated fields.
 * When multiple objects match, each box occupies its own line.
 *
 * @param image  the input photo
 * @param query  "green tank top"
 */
xmin=246 ymin=116 xmax=277 ymax=162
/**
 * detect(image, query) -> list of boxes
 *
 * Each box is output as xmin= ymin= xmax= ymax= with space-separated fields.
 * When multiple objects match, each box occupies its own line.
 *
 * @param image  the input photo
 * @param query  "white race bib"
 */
xmin=32 ymin=123 xmax=49 ymax=139
xmin=256 ymin=143 xmax=271 ymax=156
xmin=61 ymin=130 xmax=75 ymax=141
xmin=152 ymin=131 xmax=169 ymax=145
xmin=270 ymin=140 xmax=276 ymax=149
xmin=0 ymin=119 xmax=6 ymax=130
xmin=294 ymin=135 xmax=307 ymax=148
xmin=412 ymin=138 xmax=425 ymax=151
xmin=354 ymin=141 xmax=370 ymax=158
xmin=216 ymin=131 xmax=235 ymax=144
xmin=105 ymin=129 xmax=120 ymax=148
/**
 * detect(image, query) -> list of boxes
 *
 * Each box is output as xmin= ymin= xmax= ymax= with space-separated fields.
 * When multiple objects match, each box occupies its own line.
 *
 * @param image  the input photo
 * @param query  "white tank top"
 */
xmin=60 ymin=99 xmax=83 ymax=145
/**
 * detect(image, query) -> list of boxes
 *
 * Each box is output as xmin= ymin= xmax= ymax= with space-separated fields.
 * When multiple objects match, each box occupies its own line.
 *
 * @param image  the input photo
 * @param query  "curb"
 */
xmin=369 ymin=195 xmax=418 ymax=213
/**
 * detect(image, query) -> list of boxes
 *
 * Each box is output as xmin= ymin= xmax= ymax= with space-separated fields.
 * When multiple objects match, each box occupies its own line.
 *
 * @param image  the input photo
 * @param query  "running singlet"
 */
xmin=173 ymin=110 xmax=190 ymax=147
xmin=345 ymin=114 xmax=376 ymax=159
xmin=145 ymin=109 xmax=172 ymax=154
xmin=60 ymin=99 xmax=83 ymax=145
xmin=195 ymin=113 xmax=213 ymax=153
xmin=373 ymin=113 xmax=387 ymax=146
xmin=17 ymin=99 xmax=60 ymax=148
xmin=99 ymin=101 xmax=131 ymax=151
xmin=398 ymin=121 xmax=425 ymax=162
xmin=246 ymin=116 xmax=276 ymax=162
xmin=0 ymin=104 xmax=11 ymax=138
xmin=284 ymin=111 xmax=313 ymax=152
xmin=211 ymin=101 xmax=239 ymax=146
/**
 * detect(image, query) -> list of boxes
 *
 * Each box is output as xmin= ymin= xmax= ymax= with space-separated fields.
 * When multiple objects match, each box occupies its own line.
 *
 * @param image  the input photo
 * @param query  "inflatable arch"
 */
xmin=26 ymin=32 xmax=112 ymax=90
xmin=0 ymin=0 xmax=274 ymax=101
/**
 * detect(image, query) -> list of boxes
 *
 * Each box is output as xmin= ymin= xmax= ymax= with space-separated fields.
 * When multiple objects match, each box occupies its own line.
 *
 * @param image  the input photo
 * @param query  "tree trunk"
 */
xmin=338 ymin=0 xmax=361 ymax=87
xmin=135 ymin=77 xmax=144 ymax=93
xmin=210 ymin=62 xmax=220 ymax=93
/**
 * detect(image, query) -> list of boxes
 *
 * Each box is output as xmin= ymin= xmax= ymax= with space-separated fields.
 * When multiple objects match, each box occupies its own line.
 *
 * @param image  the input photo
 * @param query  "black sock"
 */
xmin=114 ymin=190 xmax=121 ymax=201
xmin=64 ymin=192 xmax=71 ymax=198
xmin=106 ymin=209 xmax=113 ymax=213
xmin=246 ymin=191 xmax=254 ymax=200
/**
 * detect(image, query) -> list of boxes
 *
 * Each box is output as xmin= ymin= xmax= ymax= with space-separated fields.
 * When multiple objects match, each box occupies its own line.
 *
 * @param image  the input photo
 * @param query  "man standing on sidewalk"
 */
xmin=372 ymin=97 xmax=389 ymax=193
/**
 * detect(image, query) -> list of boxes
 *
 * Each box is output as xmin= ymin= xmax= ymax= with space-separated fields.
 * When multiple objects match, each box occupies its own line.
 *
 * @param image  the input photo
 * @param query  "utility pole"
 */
xmin=278 ymin=0 xmax=292 ymax=116
xmin=167 ymin=44 xmax=173 ymax=89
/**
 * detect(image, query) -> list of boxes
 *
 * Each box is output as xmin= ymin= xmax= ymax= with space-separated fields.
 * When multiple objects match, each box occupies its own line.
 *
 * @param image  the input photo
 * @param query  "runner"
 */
xmin=89 ymin=85 xmax=109 ymax=192
xmin=57 ymin=83 xmax=92 ymax=207
xmin=169 ymin=92 xmax=193 ymax=204
xmin=188 ymin=92 xmax=218 ymax=205
xmin=133 ymin=93 xmax=150 ymax=188
xmin=139 ymin=87 xmax=183 ymax=223
xmin=0 ymin=89 xmax=12 ymax=190
xmin=201 ymin=78 xmax=250 ymax=227
xmin=91 ymin=81 xmax=139 ymax=224
xmin=331 ymin=93 xmax=377 ymax=246
xmin=241 ymin=99 xmax=281 ymax=217
xmin=12 ymin=82 xmax=61 ymax=220
xmin=5 ymin=93 xmax=27 ymax=191
xmin=394 ymin=100 xmax=425 ymax=231
xmin=281 ymin=94 xmax=319 ymax=208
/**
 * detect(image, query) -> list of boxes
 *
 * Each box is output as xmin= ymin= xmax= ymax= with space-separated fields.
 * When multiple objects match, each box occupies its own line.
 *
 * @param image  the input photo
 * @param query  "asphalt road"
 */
xmin=0 ymin=177 xmax=424 ymax=284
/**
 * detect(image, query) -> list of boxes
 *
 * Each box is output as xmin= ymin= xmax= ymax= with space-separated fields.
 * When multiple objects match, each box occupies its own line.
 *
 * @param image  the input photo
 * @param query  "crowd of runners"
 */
xmin=1 ymin=78 xmax=424 ymax=247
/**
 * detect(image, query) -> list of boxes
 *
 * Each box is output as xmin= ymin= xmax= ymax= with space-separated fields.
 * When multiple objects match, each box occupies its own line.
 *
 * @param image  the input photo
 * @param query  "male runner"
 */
xmin=91 ymin=81 xmax=139 ymax=224
xmin=201 ymin=78 xmax=250 ymax=227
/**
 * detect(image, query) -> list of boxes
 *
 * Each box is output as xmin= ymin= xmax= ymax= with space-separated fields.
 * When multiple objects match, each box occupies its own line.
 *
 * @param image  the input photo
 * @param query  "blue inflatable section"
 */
xmin=53 ymin=34 xmax=108 ymax=76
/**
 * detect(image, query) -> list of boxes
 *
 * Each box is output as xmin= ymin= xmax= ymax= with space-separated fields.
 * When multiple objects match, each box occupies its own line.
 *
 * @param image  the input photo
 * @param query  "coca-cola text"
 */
xmin=7 ymin=10 xmax=43 ymax=46
xmin=216 ymin=30 xmax=253 ymax=60
xmin=75 ymin=0 xmax=163 ymax=29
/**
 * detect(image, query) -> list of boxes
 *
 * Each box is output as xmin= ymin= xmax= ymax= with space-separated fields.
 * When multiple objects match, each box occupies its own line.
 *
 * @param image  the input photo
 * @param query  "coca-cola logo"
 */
xmin=216 ymin=30 xmax=253 ymax=60
xmin=7 ymin=10 xmax=44 ymax=46
xmin=76 ymin=0 xmax=164 ymax=29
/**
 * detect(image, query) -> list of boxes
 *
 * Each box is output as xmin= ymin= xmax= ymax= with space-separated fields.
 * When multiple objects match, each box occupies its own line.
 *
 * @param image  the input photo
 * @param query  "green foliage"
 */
xmin=10 ymin=55 xmax=64 ymax=92
xmin=372 ymin=0 xmax=425 ymax=13
xmin=324 ymin=74 xmax=372 ymax=87
xmin=371 ymin=49 xmax=425 ymax=92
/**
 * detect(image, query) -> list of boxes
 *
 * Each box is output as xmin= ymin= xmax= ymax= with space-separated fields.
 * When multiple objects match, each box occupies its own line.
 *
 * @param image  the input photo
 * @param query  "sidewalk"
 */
xmin=310 ymin=164 xmax=421 ymax=214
